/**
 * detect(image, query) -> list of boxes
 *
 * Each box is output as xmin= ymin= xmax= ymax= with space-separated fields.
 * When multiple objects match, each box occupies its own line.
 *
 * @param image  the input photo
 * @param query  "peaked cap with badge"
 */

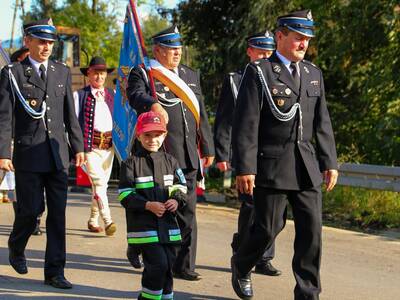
xmin=277 ymin=9 xmax=315 ymax=37
xmin=152 ymin=25 xmax=182 ymax=48
xmin=23 ymin=18 xmax=58 ymax=41
xmin=247 ymin=30 xmax=276 ymax=51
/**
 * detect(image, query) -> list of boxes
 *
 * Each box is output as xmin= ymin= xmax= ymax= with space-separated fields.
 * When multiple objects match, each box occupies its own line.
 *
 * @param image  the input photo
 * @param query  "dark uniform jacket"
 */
xmin=76 ymin=86 xmax=114 ymax=152
xmin=127 ymin=63 xmax=214 ymax=171
xmin=232 ymin=53 xmax=337 ymax=190
xmin=0 ymin=57 xmax=84 ymax=172
xmin=214 ymin=70 xmax=242 ymax=164
xmin=118 ymin=146 xmax=187 ymax=245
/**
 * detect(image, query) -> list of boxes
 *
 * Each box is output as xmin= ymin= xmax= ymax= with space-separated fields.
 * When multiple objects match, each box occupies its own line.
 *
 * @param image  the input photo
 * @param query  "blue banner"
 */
xmin=0 ymin=42 xmax=10 ymax=69
xmin=112 ymin=5 xmax=144 ymax=162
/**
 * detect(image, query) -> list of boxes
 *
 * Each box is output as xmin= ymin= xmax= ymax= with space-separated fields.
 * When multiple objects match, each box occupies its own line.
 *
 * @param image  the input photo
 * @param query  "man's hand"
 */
xmin=323 ymin=169 xmax=339 ymax=192
xmin=145 ymin=201 xmax=166 ymax=217
xmin=165 ymin=199 xmax=178 ymax=213
xmin=216 ymin=161 xmax=230 ymax=172
xmin=0 ymin=159 xmax=14 ymax=172
xmin=75 ymin=152 xmax=85 ymax=167
xmin=203 ymin=156 xmax=214 ymax=168
xmin=151 ymin=102 xmax=169 ymax=124
xmin=236 ymin=174 xmax=255 ymax=195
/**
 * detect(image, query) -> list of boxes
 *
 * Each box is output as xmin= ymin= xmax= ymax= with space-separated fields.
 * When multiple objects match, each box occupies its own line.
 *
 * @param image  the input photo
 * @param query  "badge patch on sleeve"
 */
xmin=176 ymin=168 xmax=186 ymax=184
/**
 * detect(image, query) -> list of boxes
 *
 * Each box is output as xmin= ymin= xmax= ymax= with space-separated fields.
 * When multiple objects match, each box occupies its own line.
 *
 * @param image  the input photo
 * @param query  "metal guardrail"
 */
xmin=338 ymin=163 xmax=400 ymax=192
xmin=69 ymin=162 xmax=400 ymax=193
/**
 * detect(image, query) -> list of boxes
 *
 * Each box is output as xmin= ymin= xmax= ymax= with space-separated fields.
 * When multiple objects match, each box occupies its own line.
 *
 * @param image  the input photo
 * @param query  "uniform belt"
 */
xmin=93 ymin=130 xmax=112 ymax=150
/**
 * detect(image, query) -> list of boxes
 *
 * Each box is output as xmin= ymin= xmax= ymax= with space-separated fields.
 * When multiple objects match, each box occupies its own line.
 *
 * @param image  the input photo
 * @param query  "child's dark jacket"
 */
xmin=118 ymin=146 xmax=187 ymax=245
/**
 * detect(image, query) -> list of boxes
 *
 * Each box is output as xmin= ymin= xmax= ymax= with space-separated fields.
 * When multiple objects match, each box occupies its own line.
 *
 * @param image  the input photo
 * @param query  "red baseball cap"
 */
xmin=135 ymin=111 xmax=167 ymax=137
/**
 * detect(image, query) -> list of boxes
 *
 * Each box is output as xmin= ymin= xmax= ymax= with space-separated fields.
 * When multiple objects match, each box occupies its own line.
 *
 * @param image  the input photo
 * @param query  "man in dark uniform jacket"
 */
xmin=214 ymin=31 xmax=282 ymax=277
xmin=230 ymin=10 xmax=339 ymax=300
xmin=0 ymin=19 xmax=84 ymax=289
xmin=127 ymin=26 xmax=215 ymax=281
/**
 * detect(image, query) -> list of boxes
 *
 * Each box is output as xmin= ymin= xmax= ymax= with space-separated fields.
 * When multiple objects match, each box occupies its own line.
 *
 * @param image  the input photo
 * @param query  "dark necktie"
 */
xmin=290 ymin=62 xmax=300 ymax=91
xmin=39 ymin=64 xmax=46 ymax=83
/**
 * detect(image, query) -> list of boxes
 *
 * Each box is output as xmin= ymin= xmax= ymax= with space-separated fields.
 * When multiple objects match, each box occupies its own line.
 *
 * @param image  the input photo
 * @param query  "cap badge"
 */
xmin=48 ymin=18 xmax=54 ymax=26
xmin=265 ymin=30 xmax=270 ymax=37
xmin=276 ymin=99 xmax=285 ymax=107
xmin=174 ymin=26 xmax=179 ymax=33
xmin=307 ymin=11 xmax=313 ymax=21
xmin=285 ymin=88 xmax=292 ymax=95
xmin=273 ymin=65 xmax=281 ymax=73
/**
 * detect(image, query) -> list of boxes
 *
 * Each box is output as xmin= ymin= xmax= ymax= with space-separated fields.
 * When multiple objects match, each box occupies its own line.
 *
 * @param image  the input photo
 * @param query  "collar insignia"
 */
xmin=273 ymin=65 xmax=281 ymax=73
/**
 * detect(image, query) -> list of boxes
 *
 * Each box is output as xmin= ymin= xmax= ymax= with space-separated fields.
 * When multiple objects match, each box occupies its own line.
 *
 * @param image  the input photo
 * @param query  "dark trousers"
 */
xmin=234 ymin=186 xmax=322 ymax=300
xmin=138 ymin=243 xmax=178 ymax=300
xmin=8 ymin=169 xmax=68 ymax=278
xmin=231 ymin=193 xmax=283 ymax=265
xmin=173 ymin=169 xmax=197 ymax=273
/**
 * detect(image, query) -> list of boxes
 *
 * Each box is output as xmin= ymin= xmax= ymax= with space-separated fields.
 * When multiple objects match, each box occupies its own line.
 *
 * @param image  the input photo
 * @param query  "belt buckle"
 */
xmin=99 ymin=132 xmax=106 ymax=149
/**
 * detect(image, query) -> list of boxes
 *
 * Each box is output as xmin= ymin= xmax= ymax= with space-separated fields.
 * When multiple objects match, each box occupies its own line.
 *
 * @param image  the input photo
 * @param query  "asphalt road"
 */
xmin=0 ymin=191 xmax=399 ymax=299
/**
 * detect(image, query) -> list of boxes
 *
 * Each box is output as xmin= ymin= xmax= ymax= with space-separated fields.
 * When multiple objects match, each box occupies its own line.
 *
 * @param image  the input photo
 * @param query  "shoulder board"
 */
xmin=303 ymin=59 xmax=319 ymax=69
xmin=54 ymin=60 xmax=68 ymax=67
xmin=7 ymin=64 xmax=14 ymax=68
xmin=179 ymin=64 xmax=195 ymax=72
xmin=229 ymin=72 xmax=236 ymax=76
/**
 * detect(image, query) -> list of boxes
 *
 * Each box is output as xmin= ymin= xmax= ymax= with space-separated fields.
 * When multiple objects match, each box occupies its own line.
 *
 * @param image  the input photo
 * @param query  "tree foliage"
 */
xmin=176 ymin=0 xmax=400 ymax=165
xmin=24 ymin=0 xmax=123 ymax=67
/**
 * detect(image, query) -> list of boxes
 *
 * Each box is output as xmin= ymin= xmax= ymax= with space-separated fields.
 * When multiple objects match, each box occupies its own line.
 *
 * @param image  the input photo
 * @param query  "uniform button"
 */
xmin=184 ymin=108 xmax=187 ymax=112
xmin=48 ymin=130 xmax=52 ymax=134
xmin=46 ymin=95 xmax=49 ymax=98
xmin=47 ymin=106 xmax=50 ymax=110
xmin=48 ymin=118 xmax=51 ymax=122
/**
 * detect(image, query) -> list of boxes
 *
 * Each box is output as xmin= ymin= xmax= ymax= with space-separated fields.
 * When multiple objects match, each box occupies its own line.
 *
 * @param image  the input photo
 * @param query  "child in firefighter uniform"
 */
xmin=118 ymin=111 xmax=187 ymax=300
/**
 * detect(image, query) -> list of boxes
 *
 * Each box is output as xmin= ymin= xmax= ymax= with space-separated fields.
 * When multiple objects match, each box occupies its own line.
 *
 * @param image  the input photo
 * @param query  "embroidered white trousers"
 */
xmin=85 ymin=147 xmax=114 ymax=227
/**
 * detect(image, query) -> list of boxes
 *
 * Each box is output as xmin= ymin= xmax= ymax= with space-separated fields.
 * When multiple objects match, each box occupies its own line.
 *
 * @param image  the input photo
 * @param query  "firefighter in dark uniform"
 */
xmin=0 ymin=19 xmax=84 ymax=289
xmin=127 ymin=26 xmax=215 ymax=281
xmin=230 ymin=10 xmax=339 ymax=300
xmin=214 ymin=31 xmax=283 ymax=277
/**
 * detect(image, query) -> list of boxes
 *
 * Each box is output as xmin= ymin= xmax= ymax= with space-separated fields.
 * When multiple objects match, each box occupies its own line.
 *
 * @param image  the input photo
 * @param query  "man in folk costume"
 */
xmin=74 ymin=56 xmax=117 ymax=236
xmin=127 ymin=26 xmax=215 ymax=281
xmin=0 ymin=18 xmax=84 ymax=289
xmin=214 ymin=31 xmax=283 ymax=277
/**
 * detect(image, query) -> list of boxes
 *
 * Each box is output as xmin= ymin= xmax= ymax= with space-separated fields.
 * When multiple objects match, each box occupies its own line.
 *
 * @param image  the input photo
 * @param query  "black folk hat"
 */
xmin=23 ymin=18 xmax=58 ymax=41
xmin=80 ymin=56 xmax=115 ymax=76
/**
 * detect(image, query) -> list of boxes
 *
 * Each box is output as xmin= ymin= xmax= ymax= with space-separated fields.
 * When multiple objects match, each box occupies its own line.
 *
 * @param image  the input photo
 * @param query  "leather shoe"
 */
xmin=9 ymin=249 xmax=28 ymax=274
xmin=87 ymin=222 xmax=103 ymax=233
xmin=254 ymin=261 xmax=282 ymax=276
xmin=105 ymin=222 xmax=117 ymax=236
xmin=127 ymin=247 xmax=143 ymax=269
xmin=231 ymin=257 xmax=253 ymax=299
xmin=44 ymin=275 xmax=72 ymax=289
xmin=173 ymin=270 xmax=201 ymax=281
xmin=32 ymin=224 xmax=42 ymax=236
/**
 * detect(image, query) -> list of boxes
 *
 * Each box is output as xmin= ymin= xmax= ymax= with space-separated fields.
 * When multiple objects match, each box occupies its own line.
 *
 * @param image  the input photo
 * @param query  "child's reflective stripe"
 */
xmin=168 ymin=229 xmax=181 ymax=242
xmin=127 ymin=231 xmax=159 ymax=244
xmin=161 ymin=292 xmax=174 ymax=299
xmin=141 ymin=287 xmax=163 ymax=300
xmin=118 ymin=188 xmax=135 ymax=201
